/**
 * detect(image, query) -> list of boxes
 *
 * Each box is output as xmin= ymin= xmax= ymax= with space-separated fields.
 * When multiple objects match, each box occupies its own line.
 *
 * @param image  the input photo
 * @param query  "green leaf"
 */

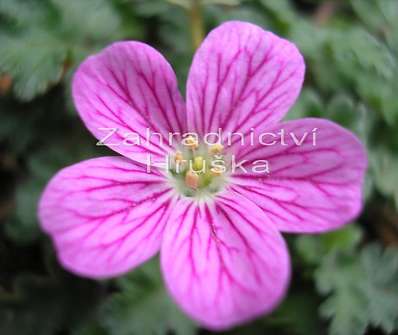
xmin=133 ymin=0 xmax=172 ymax=16
xmin=315 ymin=244 xmax=398 ymax=335
xmin=0 ymin=0 xmax=53 ymax=28
xmin=5 ymin=178 xmax=43 ymax=244
xmin=325 ymin=95 xmax=372 ymax=143
xmin=0 ymin=29 xmax=67 ymax=100
xmin=351 ymin=0 xmax=398 ymax=51
xmin=258 ymin=0 xmax=296 ymax=34
xmin=266 ymin=292 xmax=323 ymax=335
xmin=207 ymin=2 xmax=269 ymax=28
xmin=50 ymin=0 xmax=122 ymax=42
xmin=286 ymin=88 xmax=324 ymax=120
xmin=371 ymin=148 xmax=398 ymax=209
xmin=0 ymin=0 xmax=127 ymax=101
xmin=296 ymin=225 xmax=363 ymax=266
xmin=292 ymin=20 xmax=398 ymax=125
xmin=360 ymin=244 xmax=398 ymax=332
xmin=100 ymin=259 xmax=197 ymax=335
xmin=4 ymin=140 xmax=100 ymax=244
xmin=316 ymin=251 xmax=368 ymax=335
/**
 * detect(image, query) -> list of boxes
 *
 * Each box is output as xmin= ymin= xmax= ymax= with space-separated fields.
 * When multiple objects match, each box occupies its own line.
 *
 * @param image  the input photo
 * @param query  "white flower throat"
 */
xmin=169 ymin=136 xmax=228 ymax=198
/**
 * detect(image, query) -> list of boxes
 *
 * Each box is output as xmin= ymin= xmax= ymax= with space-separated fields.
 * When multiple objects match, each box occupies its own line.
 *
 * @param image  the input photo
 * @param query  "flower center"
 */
xmin=168 ymin=136 xmax=228 ymax=198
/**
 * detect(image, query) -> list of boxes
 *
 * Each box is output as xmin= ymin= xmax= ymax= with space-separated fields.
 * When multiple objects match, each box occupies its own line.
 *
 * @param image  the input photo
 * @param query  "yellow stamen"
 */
xmin=175 ymin=151 xmax=183 ymax=162
xmin=183 ymin=135 xmax=199 ymax=149
xmin=209 ymin=143 xmax=224 ymax=155
xmin=210 ymin=165 xmax=224 ymax=176
xmin=175 ymin=151 xmax=186 ymax=173
xmin=185 ymin=170 xmax=199 ymax=189
xmin=193 ymin=156 xmax=204 ymax=172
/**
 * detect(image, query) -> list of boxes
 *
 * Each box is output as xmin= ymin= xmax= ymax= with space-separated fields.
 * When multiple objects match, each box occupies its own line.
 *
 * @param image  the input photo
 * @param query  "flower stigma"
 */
xmin=168 ymin=137 xmax=228 ymax=198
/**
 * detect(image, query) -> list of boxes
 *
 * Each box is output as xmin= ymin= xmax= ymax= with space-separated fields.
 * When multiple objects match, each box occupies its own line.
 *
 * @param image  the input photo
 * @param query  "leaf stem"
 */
xmin=189 ymin=0 xmax=205 ymax=50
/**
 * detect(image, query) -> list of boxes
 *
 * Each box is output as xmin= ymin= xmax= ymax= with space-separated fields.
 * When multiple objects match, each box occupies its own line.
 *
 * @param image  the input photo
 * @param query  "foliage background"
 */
xmin=0 ymin=0 xmax=398 ymax=334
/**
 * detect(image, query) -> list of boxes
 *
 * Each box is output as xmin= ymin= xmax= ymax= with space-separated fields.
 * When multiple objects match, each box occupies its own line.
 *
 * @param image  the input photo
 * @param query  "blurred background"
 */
xmin=0 ymin=0 xmax=398 ymax=334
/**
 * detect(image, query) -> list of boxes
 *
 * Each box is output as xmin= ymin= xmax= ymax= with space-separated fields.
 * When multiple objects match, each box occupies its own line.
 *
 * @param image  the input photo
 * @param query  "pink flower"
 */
xmin=38 ymin=21 xmax=367 ymax=330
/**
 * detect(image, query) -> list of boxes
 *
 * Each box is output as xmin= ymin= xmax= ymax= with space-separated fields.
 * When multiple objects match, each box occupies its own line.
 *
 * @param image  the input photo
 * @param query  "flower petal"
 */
xmin=72 ymin=42 xmax=186 ymax=164
xmin=161 ymin=192 xmax=290 ymax=330
xmin=186 ymin=21 xmax=304 ymax=138
xmin=38 ymin=156 xmax=173 ymax=278
xmin=232 ymin=118 xmax=368 ymax=233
